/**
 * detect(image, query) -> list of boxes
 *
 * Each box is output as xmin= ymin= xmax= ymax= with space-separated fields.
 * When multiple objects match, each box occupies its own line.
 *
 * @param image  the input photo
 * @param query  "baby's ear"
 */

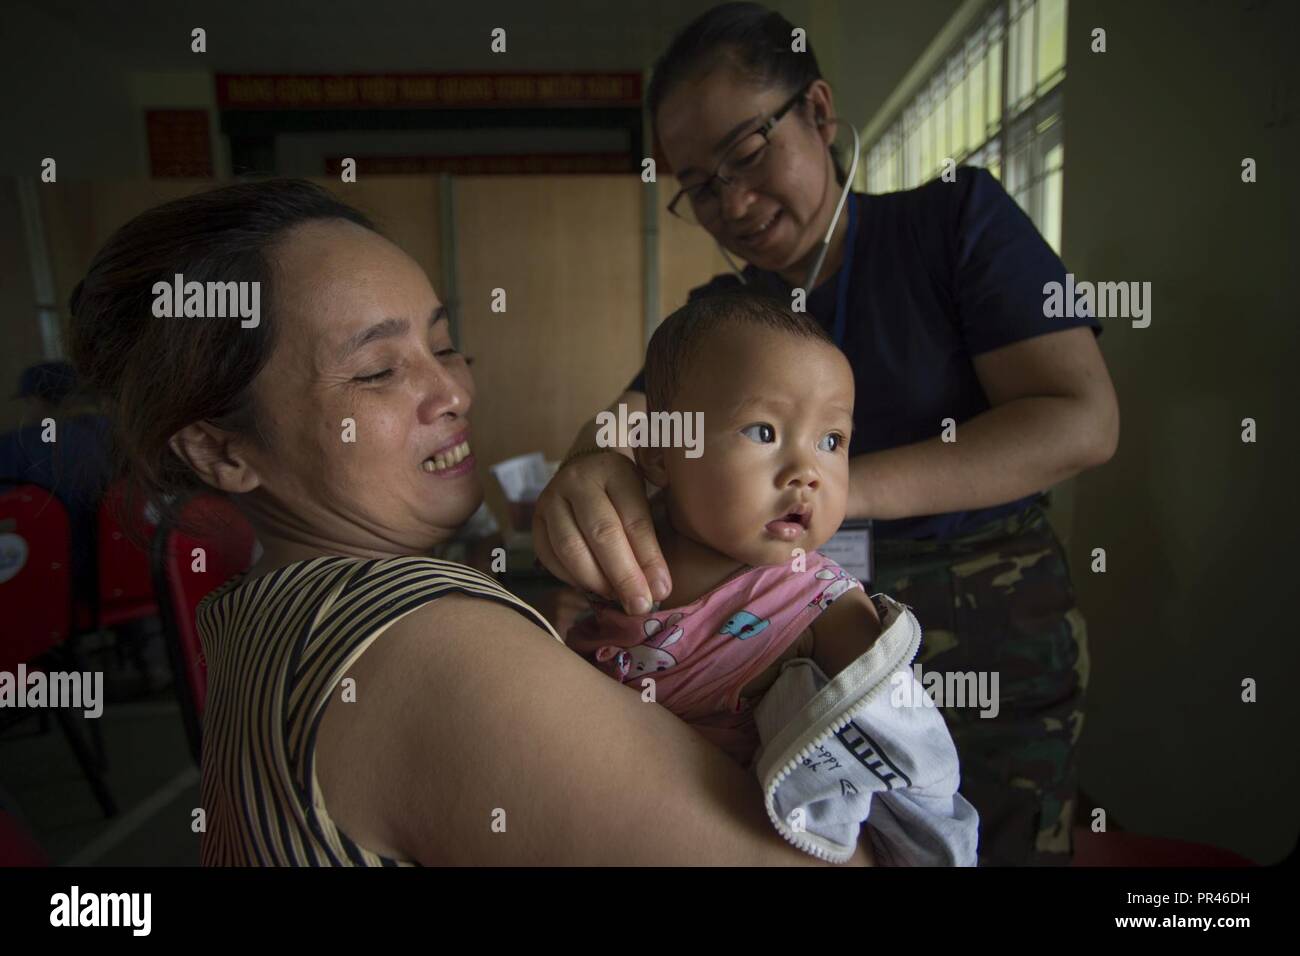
xmin=635 ymin=444 xmax=669 ymax=488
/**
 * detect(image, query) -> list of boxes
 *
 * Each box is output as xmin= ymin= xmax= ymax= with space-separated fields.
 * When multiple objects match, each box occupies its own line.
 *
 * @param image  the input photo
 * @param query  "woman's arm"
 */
xmin=316 ymin=593 xmax=872 ymax=866
xmin=848 ymin=327 xmax=1119 ymax=520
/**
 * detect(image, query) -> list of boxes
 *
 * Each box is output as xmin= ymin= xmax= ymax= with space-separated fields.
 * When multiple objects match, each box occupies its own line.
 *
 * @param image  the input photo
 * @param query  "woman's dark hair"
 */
xmin=68 ymin=178 xmax=377 ymax=519
xmin=644 ymin=289 xmax=832 ymax=412
xmin=647 ymin=2 xmax=846 ymax=182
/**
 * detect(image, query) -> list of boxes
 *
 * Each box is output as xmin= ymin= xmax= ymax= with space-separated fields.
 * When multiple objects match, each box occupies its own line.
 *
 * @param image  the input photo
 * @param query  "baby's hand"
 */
xmin=809 ymin=588 xmax=882 ymax=679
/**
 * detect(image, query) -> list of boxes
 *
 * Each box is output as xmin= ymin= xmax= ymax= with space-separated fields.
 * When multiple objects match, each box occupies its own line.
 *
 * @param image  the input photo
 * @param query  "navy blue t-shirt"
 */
xmin=628 ymin=167 xmax=1103 ymax=541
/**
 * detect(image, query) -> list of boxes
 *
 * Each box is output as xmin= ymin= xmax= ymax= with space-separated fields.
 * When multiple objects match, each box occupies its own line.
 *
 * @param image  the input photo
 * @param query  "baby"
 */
xmin=567 ymin=290 xmax=885 ymax=767
xmin=568 ymin=291 xmax=979 ymax=865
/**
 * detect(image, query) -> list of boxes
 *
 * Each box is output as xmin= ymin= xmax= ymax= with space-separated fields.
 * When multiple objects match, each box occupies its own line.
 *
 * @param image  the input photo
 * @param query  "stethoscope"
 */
xmin=714 ymin=122 xmax=862 ymax=349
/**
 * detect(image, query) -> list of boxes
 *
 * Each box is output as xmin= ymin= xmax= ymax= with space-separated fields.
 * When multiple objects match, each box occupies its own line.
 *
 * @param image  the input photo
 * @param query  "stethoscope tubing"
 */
xmin=715 ymin=122 xmax=863 ymax=294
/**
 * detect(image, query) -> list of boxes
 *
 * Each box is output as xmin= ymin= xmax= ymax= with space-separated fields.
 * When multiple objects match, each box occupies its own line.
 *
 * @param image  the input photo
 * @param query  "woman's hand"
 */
xmin=532 ymin=450 xmax=672 ymax=615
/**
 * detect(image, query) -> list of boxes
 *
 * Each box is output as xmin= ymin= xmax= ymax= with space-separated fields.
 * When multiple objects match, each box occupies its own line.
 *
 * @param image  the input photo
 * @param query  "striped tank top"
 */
xmin=195 ymin=555 xmax=559 ymax=866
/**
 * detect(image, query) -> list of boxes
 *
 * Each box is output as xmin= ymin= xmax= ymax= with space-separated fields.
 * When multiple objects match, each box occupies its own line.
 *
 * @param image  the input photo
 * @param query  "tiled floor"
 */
xmin=0 ymin=629 xmax=201 ymax=865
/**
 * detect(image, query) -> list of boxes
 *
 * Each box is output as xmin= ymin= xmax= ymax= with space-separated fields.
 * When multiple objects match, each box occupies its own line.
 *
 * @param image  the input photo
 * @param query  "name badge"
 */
xmin=818 ymin=520 xmax=873 ymax=587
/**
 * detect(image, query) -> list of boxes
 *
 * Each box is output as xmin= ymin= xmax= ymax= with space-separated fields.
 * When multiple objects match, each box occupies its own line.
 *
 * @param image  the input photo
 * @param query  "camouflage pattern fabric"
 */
xmin=872 ymin=502 xmax=1089 ymax=866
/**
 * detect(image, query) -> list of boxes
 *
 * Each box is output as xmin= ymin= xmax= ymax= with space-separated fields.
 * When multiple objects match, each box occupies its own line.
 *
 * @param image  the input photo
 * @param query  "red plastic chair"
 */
xmin=151 ymin=493 xmax=256 ymax=765
xmin=95 ymin=479 xmax=160 ymax=630
xmin=0 ymin=482 xmax=117 ymax=817
xmin=0 ymin=482 xmax=72 ymax=671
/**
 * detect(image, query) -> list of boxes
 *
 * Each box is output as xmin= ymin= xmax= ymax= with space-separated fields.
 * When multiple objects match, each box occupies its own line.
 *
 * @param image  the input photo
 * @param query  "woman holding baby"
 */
xmin=70 ymin=179 xmax=880 ymax=866
xmin=536 ymin=2 xmax=1119 ymax=866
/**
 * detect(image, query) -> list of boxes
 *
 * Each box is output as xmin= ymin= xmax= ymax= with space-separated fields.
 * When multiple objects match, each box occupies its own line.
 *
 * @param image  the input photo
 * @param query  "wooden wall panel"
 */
xmin=656 ymin=193 xmax=733 ymax=324
xmin=453 ymin=175 xmax=644 ymax=526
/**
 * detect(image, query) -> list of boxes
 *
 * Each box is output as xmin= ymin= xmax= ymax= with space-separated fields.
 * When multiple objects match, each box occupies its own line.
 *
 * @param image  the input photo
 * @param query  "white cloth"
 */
xmin=752 ymin=593 xmax=979 ymax=866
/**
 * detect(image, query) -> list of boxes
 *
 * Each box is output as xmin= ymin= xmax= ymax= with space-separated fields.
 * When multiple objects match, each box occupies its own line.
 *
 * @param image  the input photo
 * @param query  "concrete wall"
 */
xmin=829 ymin=0 xmax=964 ymax=127
xmin=1062 ymin=0 xmax=1299 ymax=862
xmin=0 ymin=3 xmax=141 ymax=178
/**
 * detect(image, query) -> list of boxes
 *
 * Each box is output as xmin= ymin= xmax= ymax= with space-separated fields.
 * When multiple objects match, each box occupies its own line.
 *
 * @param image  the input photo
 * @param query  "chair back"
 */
xmin=151 ymin=494 xmax=256 ymax=763
xmin=0 ymin=483 xmax=72 ymax=672
xmin=95 ymin=478 xmax=160 ymax=629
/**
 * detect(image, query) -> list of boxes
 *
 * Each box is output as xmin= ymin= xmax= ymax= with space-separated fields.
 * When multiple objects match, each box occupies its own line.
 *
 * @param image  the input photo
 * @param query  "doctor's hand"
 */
xmin=532 ymin=449 xmax=672 ymax=616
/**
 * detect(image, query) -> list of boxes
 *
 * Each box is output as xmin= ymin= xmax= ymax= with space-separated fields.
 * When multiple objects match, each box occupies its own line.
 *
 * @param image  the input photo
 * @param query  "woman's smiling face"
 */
xmin=239 ymin=218 xmax=479 ymax=556
xmin=656 ymin=67 xmax=840 ymax=276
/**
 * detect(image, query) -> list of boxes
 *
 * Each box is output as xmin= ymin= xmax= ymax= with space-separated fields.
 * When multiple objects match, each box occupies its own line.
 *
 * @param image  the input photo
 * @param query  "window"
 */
xmin=864 ymin=0 xmax=1069 ymax=253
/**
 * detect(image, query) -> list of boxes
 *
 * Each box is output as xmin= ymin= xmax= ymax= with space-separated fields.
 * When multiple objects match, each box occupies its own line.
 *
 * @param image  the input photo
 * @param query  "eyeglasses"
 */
xmin=666 ymin=83 xmax=813 ymax=227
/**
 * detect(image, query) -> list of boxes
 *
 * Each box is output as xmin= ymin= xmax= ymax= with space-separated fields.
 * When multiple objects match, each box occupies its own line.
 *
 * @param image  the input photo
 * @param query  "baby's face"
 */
xmin=656 ymin=325 xmax=855 ymax=568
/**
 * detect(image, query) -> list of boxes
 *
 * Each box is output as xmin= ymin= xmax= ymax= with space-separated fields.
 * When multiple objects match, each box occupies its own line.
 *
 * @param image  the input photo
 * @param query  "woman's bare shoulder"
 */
xmin=312 ymin=591 xmax=563 ymax=855
xmin=335 ymin=588 xmax=564 ymax=709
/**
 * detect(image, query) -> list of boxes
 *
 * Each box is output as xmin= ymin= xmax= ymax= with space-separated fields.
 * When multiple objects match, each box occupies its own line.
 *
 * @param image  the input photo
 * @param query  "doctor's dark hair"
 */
xmin=644 ymin=289 xmax=832 ymax=412
xmin=647 ymin=2 xmax=846 ymax=182
xmin=68 ymin=178 xmax=376 ymax=519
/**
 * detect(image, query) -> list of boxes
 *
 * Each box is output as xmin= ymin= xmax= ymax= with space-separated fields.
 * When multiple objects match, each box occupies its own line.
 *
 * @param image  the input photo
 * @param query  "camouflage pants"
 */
xmin=873 ymin=502 xmax=1090 ymax=866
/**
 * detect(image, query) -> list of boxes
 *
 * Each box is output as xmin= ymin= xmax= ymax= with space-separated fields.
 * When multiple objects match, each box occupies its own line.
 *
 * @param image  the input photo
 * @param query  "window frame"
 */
xmin=864 ymin=0 xmax=1069 ymax=251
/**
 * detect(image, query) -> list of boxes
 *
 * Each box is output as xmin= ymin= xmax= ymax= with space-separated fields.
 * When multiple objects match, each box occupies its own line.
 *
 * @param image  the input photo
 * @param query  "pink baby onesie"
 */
xmin=566 ymin=551 xmax=866 ymax=766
